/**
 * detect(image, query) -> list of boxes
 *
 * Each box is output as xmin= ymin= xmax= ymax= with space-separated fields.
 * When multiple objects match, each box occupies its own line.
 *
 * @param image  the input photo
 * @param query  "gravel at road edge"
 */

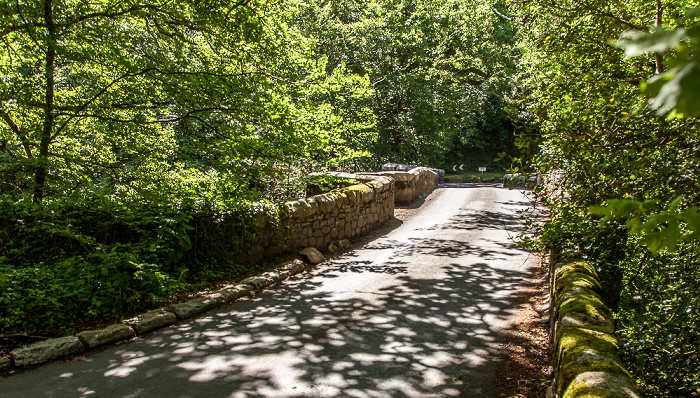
xmin=494 ymin=253 xmax=552 ymax=397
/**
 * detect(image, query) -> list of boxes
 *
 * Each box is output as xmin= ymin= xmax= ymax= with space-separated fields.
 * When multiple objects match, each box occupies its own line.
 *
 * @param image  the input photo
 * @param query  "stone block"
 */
xmin=300 ymin=247 xmax=325 ymax=264
xmin=77 ymin=324 xmax=135 ymax=349
xmin=314 ymin=194 xmax=336 ymax=214
xmin=321 ymin=234 xmax=331 ymax=247
xmin=207 ymin=285 xmax=251 ymax=303
xmin=360 ymin=188 xmax=375 ymax=204
xmin=565 ymin=371 xmax=641 ymax=398
xmin=279 ymin=259 xmax=305 ymax=275
xmin=286 ymin=199 xmax=317 ymax=218
xmin=262 ymin=271 xmax=284 ymax=283
xmin=123 ymin=310 xmax=177 ymax=334
xmin=240 ymin=275 xmax=275 ymax=290
xmin=338 ymin=189 xmax=358 ymax=207
xmin=12 ymin=336 xmax=84 ymax=367
xmin=167 ymin=297 xmax=220 ymax=320
xmin=0 ymin=356 xmax=12 ymax=372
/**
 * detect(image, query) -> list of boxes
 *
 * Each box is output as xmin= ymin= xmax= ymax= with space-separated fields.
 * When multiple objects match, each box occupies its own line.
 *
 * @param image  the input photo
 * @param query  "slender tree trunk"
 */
xmin=654 ymin=0 xmax=664 ymax=74
xmin=35 ymin=0 xmax=56 ymax=203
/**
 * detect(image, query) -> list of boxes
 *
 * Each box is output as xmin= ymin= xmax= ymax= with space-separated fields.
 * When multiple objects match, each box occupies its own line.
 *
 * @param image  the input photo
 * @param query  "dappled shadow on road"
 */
xmin=321 ymin=260 xmax=410 ymax=275
xmin=2 ymin=185 xmax=538 ymax=398
xmin=13 ymin=259 xmax=534 ymax=398
xmin=418 ymin=209 xmax=525 ymax=234
xmin=359 ymin=238 xmax=519 ymax=260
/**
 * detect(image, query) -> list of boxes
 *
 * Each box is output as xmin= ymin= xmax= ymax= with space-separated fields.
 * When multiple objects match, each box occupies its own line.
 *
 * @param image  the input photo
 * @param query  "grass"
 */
xmin=444 ymin=172 xmax=506 ymax=183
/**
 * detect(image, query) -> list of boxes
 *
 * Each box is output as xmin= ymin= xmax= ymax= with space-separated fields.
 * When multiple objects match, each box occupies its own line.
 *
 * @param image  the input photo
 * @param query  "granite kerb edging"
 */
xmin=3 ymin=258 xmax=311 ymax=373
xmin=547 ymin=257 xmax=641 ymax=398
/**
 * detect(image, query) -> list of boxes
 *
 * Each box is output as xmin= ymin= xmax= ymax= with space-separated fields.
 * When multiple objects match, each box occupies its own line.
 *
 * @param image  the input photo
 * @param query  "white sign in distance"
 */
xmin=478 ymin=167 xmax=487 ymax=172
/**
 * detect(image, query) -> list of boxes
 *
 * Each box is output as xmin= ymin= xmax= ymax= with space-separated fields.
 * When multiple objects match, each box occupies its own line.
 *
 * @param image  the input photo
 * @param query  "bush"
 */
xmin=0 ymin=194 xmax=281 ymax=335
xmin=617 ymin=244 xmax=700 ymax=397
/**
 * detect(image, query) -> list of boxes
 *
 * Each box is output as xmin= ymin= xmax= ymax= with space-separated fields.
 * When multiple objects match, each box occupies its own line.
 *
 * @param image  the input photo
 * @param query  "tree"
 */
xmin=0 ymin=0 xmax=373 ymax=203
xmin=512 ymin=0 xmax=700 ymax=394
xmin=292 ymin=0 xmax=517 ymax=168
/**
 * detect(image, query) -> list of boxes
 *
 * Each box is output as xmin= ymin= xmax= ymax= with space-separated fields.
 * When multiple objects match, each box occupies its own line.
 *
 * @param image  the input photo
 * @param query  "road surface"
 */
xmin=1 ymin=184 xmax=537 ymax=398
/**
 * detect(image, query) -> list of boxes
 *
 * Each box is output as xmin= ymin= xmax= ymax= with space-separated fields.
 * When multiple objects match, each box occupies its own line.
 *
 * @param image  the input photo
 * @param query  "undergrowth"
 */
xmin=0 ymin=194 xmax=280 ymax=335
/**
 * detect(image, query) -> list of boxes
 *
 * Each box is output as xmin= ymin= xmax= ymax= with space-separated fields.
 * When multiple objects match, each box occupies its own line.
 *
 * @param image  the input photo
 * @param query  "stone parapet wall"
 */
xmin=548 ymin=258 xmax=641 ymax=398
xmin=361 ymin=167 xmax=439 ymax=204
xmin=278 ymin=175 xmax=395 ymax=252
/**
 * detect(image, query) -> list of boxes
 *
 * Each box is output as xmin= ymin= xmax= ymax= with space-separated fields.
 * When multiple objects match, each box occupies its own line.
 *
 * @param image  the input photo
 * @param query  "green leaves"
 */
xmin=644 ymin=59 xmax=700 ymax=117
xmin=514 ymin=0 xmax=700 ymax=394
xmin=0 ymin=0 xmax=377 ymax=202
xmin=293 ymin=0 xmax=516 ymax=167
xmin=591 ymin=196 xmax=700 ymax=253
xmin=615 ymin=11 xmax=700 ymax=117
xmin=617 ymin=28 xmax=690 ymax=57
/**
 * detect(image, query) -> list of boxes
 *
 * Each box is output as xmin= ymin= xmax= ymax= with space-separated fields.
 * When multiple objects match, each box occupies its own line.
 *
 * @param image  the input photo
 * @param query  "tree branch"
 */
xmin=0 ymin=140 xmax=15 ymax=158
xmin=0 ymin=108 xmax=32 ymax=158
xmin=52 ymin=67 xmax=159 ymax=140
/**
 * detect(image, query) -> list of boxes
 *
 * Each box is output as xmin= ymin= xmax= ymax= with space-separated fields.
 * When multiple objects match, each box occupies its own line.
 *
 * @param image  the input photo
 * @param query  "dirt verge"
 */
xmin=495 ymin=253 xmax=552 ymax=397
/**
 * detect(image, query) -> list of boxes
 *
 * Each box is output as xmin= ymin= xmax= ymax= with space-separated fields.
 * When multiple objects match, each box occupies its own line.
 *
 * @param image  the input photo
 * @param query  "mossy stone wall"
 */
xmin=548 ymin=258 xmax=641 ymax=398
xmin=207 ymin=168 xmax=437 ymax=264
xmin=361 ymin=167 xmax=439 ymax=204
xmin=275 ymin=175 xmax=395 ymax=253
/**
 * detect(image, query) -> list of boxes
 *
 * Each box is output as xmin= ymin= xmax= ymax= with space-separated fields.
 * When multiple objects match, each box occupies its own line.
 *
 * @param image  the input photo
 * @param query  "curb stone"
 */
xmin=549 ymin=258 xmax=641 ymax=398
xmin=0 ymin=356 xmax=11 ymax=371
xmin=567 ymin=371 xmax=641 ymax=398
xmin=280 ymin=259 xmax=306 ymax=275
xmin=262 ymin=271 xmax=284 ymax=283
xmin=240 ymin=275 xmax=276 ymax=290
xmin=11 ymin=336 xmax=84 ymax=367
xmin=123 ymin=310 xmax=177 ymax=334
xmin=77 ymin=324 xmax=136 ymax=349
xmin=1 ymin=255 xmax=321 ymax=373
xmin=206 ymin=284 xmax=252 ymax=303
xmin=168 ymin=297 xmax=220 ymax=320
xmin=299 ymin=247 xmax=325 ymax=264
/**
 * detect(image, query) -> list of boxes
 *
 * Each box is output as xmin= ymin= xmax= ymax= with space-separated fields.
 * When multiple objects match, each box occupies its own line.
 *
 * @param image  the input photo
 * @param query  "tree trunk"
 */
xmin=35 ymin=0 xmax=56 ymax=203
xmin=654 ymin=0 xmax=664 ymax=74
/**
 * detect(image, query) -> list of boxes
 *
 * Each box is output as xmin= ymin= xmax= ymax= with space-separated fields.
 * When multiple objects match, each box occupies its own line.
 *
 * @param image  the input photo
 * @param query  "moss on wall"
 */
xmin=550 ymin=259 xmax=641 ymax=398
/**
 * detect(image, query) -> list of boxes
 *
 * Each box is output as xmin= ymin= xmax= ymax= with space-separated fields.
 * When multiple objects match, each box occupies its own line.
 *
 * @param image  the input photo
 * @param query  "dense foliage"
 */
xmin=0 ymin=196 xmax=274 ymax=333
xmin=0 ymin=0 xmax=518 ymax=336
xmin=512 ymin=0 xmax=700 ymax=395
xmin=3 ymin=3 xmax=697 ymax=395
xmin=292 ymin=0 xmax=518 ymax=169
xmin=0 ymin=0 xmax=374 ymax=203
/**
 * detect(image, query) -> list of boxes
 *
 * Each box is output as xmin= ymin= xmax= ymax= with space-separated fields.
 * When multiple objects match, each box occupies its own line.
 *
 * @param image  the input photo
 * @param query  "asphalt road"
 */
xmin=1 ymin=184 xmax=537 ymax=398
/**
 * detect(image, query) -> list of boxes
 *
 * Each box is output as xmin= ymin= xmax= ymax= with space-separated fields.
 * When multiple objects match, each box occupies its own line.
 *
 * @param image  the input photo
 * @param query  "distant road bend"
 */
xmin=2 ymin=183 xmax=537 ymax=398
